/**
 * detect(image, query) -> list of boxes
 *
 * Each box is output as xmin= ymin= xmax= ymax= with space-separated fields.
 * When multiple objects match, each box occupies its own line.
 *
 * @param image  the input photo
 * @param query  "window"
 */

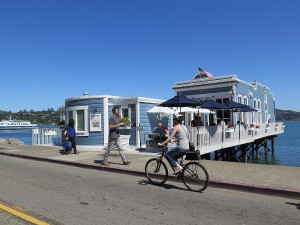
xmin=264 ymin=92 xmax=268 ymax=123
xmin=120 ymin=107 xmax=131 ymax=120
xmin=66 ymin=106 xmax=89 ymax=136
xmin=77 ymin=110 xmax=85 ymax=132
xmin=237 ymin=96 xmax=242 ymax=104
xmin=243 ymin=97 xmax=248 ymax=106
xmin=257 ymin=100 xmax=261 ymax=110
xmin=264 ymin=92 xmax=268 ymax=110
xmin=216 ymin=98 xmax=230 ymax=125
xmin=121 ymin=108 xmax=129 ymax=118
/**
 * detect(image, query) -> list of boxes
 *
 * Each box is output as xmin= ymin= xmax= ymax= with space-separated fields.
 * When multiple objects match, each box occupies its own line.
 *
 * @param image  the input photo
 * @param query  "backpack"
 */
xmin=64 ymin=125 xmax=75 ymax=138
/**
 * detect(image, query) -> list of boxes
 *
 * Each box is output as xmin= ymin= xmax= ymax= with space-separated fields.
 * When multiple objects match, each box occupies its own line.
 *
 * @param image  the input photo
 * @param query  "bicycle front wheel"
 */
xmin=182 ymin=162 xmax=209 ymax=192
xmin=145 ymin=158 xmax=168 ymax=185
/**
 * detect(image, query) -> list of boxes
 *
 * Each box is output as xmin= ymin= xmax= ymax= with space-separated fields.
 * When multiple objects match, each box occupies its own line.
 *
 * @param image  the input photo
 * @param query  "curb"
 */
xmin=208 ymin=180 xmax=300 ymax=199
xmin=1 ymin=151 xmax=300 ymax=199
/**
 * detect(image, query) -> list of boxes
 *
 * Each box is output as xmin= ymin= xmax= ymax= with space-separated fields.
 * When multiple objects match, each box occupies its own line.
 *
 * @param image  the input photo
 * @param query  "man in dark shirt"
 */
xmin=152 ymin=122 xmax=167 ymax=142
xmin=191 ymin=115 xmax=204 ymax=127
xmin=101 ymin=107 xmax=131 ymax=166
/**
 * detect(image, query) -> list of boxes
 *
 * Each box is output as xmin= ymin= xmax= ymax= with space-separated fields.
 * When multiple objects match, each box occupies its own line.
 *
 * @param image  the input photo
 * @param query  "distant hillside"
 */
xmin=0 ymin=109 xmax=60 ymax=125
xmin=0 ymin=108 xmax=299 ymax=124
xmin=275 ymin=109 xmax=300 ymax=121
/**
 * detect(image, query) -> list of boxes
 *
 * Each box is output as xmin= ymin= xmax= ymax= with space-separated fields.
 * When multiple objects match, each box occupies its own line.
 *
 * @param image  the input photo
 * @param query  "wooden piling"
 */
xmin=271 ymin=138 xmax=275 ymax=155
xmin=255 ymin=143 xmax=259 ymax=159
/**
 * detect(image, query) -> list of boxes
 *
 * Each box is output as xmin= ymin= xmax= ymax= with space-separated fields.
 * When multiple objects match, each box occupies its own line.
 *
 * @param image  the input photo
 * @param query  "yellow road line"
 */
xmin=0 ymin=203 xmax=50 ymax=225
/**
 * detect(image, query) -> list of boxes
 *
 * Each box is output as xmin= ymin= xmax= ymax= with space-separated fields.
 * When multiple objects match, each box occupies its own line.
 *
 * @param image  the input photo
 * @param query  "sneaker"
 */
xmin=123 ymin=161 xmax=131 ymax=165
xmin=173 ymin=166 xmax=183 ymax=175
xmin=101 ymin=160 xmax=110 ymax=166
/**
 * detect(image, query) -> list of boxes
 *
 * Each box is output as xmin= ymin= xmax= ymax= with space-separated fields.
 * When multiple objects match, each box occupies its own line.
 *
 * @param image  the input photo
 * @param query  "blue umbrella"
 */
xmin=200 ymin=100 xmax=228 ymax=109
xmin=224 ymin=100 xmax=249 ymax=109
xmin=232 ymin=106 xmax=257 ymax=140
xmin=159 ymin=95 xmax=200 ymax=108
xmin=232 ymin=106 xmax=257 ymax=112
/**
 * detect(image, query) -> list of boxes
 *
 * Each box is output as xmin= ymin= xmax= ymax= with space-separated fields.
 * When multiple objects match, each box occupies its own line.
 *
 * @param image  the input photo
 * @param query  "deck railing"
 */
xmin=32 ymin=128 xmax=63 ymax=146
xmin=32 ymin=123 xmax=285 ymax=153
xmin=189 ymin=123 xmax=285 ymax=155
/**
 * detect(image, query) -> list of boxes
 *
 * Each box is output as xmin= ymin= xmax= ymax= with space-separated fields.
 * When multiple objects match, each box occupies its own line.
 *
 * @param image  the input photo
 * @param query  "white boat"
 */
xmin=0 ymin=119 xmax=38 ymax=130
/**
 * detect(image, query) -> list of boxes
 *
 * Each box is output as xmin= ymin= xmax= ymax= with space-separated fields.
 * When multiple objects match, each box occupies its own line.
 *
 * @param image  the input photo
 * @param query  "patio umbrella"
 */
xmin=232 ymin=106 xmax=257 ymax=112
xmin=158 ymin=95 xmax=200 ymax=109
xmin=200 ymin=100 xmax=229 ymax=109
xmin=147 ymin=105 xmax=176 ymax=120
xmin=231 ymin=105 xmax=257 ymax=140
xmin=224 ymin=101 xmax=249 ymax=135
xmin=224 ymin=100 xmax=248 ymax=109
xmin=147 ymin=106 xmax=176 ymax=114
xmin=175 ymin=107 xmax=212 ymax=114
xmin=198 ymin=100 xmax=228 ymax=147
xmin=233 ymin=106 xmax=257 ymax=133
xmin=199 ymin=100 xmax=228 ymax=125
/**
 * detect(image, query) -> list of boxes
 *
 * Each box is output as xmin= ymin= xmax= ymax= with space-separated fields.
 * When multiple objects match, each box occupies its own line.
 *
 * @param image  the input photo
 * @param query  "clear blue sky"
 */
xmin=1 ymin=0 xmax=299 ymax=112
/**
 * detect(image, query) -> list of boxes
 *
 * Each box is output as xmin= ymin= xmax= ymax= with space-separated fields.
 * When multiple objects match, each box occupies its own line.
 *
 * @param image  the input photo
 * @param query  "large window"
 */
xmin=264 ymin=92 xmax=268 ymax=123
xmin=66 ymin=106 xmax=89 ymax=136
xmin=77 ymin=110 xmax=85 ymax=132
xmin=253 ymin=99 xmax=261 ymax=124
xmin=242 ymin=97 xmax=249 ymax=124
xmin=121 ymin=108 xmax=129 ymax=118
xmin=216 ymin=98 xmax=230 ymax=125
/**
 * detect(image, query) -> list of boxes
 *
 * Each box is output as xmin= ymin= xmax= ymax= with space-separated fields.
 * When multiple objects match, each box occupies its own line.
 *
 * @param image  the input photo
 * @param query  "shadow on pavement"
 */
xmin=136 ymin=147 xmax=163 ymax=154
xmin=286 ymin=202 xmax=300 ymax=209
xmin=138 ymin=179 xmax=188 ymax=192
xmin=59 ymin=149 xmax=69 ymax=155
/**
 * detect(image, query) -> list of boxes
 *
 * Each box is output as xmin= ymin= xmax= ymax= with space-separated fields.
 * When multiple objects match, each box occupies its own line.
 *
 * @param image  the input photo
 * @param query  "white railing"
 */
xmin=31 ymin=123 xmax=285 ymax=152
xmin=32 ymin=128 xmax=63 ymax=145
xmin=189 ymin=123 xmax=285 ymax=155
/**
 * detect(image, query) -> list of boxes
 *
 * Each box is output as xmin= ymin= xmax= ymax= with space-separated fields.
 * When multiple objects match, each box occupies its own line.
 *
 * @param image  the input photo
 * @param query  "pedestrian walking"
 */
xmin=101 ymin=107 xmax=131 ymax=166
xmin=64 ymin=119 xmax=77 ymax=154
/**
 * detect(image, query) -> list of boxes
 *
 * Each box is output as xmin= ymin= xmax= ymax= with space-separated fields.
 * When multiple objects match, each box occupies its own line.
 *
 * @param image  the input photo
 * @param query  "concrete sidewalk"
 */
xmin=0 ymin=143 xmax=300 ymax=199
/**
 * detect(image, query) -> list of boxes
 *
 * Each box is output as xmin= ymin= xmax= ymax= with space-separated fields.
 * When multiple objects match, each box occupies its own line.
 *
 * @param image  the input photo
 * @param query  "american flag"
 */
xmin=197 ymin=67 xmax=214 ymax=79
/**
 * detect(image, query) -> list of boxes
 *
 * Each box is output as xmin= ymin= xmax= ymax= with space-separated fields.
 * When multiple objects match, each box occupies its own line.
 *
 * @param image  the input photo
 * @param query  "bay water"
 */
xmin=0 ymin=122 xmax=299 ymax=167
xmin=249 ymin=121 xmax=300 ymax=167
xmin=0 ymin=125 xmax=58 ymax=145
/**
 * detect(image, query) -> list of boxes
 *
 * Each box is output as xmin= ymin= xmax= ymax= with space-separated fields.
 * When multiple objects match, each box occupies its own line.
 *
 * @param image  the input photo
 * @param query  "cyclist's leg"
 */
xmin=166 ymin=147 xmax=186 ymax=173
xmin=165 ymin=147 xmax=180 ymax=166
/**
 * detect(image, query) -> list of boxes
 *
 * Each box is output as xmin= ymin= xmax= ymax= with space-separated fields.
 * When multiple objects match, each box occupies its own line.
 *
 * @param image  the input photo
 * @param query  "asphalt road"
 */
xmin=0 ymin=155 xmax=300 ymax=225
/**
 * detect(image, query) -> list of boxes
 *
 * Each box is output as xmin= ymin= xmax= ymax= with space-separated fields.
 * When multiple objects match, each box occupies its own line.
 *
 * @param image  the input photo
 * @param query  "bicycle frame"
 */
xmin=156 ymin=145 xmax=185 ymax=173
xmin=145 ymin=145 xmax=209 ymax=192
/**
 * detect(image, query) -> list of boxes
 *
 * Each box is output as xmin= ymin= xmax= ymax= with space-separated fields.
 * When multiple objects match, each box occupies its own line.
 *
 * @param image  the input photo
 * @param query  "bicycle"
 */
xmin=144 ymin=144 xmax=209 ymax=192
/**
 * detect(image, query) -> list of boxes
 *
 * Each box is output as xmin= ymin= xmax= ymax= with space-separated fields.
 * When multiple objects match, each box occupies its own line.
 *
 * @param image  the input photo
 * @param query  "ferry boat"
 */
xmin=0 ymin=119 xmax=38 ymax=130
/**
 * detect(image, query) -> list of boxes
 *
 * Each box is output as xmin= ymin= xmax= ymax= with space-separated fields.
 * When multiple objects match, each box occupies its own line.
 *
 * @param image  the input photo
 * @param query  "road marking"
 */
xmin=0 ymin=203 xmax=50 ymax=225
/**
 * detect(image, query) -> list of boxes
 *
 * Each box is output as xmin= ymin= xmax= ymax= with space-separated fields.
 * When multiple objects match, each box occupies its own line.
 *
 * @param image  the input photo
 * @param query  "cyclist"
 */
xmin=158 ymin=114 xmax=189 ymax=174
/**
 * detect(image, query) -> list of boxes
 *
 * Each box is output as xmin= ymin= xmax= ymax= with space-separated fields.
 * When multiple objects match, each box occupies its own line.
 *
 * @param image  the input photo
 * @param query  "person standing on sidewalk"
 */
xmin=64 ymin=119 xmax=77 ymax=154
xmin=101 ymin=107 xmax=131 ymax=166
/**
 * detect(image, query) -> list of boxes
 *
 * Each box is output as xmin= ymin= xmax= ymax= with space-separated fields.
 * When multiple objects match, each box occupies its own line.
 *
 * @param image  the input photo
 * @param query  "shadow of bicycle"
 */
xmin=138 ymin=179 xmax=188 ymax=192
xmin=286 ymin=202 xmax=300 ymax=209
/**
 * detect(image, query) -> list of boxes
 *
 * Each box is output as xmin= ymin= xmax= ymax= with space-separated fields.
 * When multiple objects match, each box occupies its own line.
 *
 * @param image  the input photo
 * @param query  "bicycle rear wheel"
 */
xmin=145 ymin=158 xmax=168 ymax=185
xmin=182 ymin=162 xmax=209 ymax=192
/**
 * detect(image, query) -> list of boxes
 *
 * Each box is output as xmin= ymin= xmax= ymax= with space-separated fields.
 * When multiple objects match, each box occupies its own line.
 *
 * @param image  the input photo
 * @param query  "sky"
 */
xmin=1 ymin=0 xmax=300 ymax=112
